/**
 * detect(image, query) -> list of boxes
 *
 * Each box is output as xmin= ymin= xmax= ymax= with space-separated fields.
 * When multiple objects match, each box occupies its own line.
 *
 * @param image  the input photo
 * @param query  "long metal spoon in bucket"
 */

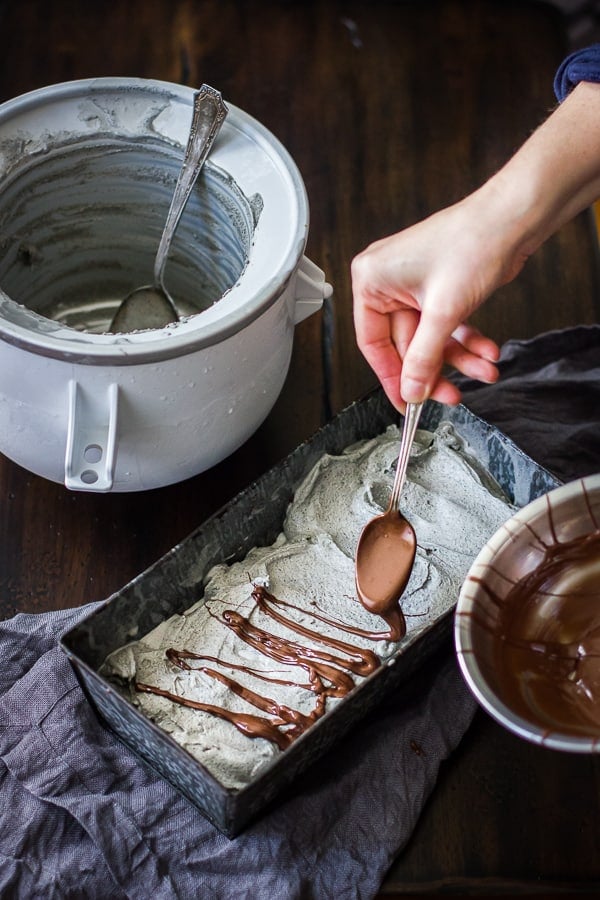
xmin=109 ymin=84 xmax=228 ymax=333
xmin=355 ymin=401 xmax=423 ymax=641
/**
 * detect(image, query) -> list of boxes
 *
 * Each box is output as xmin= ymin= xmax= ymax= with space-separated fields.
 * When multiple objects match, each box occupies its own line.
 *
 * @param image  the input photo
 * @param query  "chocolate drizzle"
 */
xmin=135 ymin=584 xmax=390 ymax=749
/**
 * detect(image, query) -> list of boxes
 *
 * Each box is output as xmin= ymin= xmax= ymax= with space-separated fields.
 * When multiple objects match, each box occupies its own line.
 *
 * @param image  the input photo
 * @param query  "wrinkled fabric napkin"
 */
xmin=1 ymin=325 xmax=599 ymax=899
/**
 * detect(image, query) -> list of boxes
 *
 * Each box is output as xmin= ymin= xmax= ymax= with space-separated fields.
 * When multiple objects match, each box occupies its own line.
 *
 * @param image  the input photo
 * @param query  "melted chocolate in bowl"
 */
xmin=455 ymin=474 xmax=600 ymax=750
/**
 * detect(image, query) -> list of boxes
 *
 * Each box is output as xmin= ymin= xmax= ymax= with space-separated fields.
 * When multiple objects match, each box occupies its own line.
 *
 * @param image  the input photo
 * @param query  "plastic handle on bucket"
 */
xmin=65 ymin=380 xmax=119 ymax=492
xmin=293 ymin=255 xmax=333 ymax=325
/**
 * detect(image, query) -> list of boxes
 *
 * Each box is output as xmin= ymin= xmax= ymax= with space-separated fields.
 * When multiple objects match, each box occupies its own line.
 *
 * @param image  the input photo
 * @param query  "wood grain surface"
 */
xmin=0 ymin=0 xmax=599 ymax=895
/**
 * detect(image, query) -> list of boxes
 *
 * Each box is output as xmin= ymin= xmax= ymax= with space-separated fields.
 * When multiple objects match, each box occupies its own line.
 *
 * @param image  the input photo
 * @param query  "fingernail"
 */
xmin=401 ymin=378 xmax=427 ymax=403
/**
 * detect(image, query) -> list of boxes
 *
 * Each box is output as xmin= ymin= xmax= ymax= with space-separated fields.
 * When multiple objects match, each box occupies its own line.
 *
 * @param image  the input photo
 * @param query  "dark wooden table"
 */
xmin=1 ymin=0 xmax=599 ymax=895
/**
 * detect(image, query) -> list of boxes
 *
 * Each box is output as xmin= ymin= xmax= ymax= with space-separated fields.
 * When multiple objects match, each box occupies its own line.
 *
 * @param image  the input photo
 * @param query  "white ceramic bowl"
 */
xmin=0 ymin=78 xmax=330 ymax=491
xmin=455 ymin=473 xmax=600 ymax=752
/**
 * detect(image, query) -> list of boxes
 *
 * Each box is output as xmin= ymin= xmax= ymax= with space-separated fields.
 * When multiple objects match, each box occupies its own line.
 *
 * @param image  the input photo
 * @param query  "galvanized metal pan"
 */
xmin=60 ymin=389 xmax=559 ymax=837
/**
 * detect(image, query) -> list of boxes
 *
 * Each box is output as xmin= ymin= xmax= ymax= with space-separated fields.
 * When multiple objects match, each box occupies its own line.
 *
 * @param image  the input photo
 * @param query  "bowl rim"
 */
xmin=0 ymin=77 xmax=310 ymax=364
xmin=454 ymin=471 xmax=600 ymax=752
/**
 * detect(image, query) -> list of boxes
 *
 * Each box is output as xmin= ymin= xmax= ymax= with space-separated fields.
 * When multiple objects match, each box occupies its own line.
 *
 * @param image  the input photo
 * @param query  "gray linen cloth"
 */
xmin=1 ymin=325 xmax=599 ymax=899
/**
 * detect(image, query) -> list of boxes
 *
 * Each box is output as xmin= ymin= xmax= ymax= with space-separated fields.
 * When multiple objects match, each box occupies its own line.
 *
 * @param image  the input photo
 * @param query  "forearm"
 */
xmin=351 ymin=76 xmax=600 ymax=409
xmin=475 ymin=81 xmax=600 ymax=269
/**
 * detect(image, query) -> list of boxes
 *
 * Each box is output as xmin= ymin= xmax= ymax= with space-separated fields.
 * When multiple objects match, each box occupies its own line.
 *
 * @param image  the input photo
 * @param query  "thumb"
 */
xmin=400 ymin=311 xmax=454 ymax=403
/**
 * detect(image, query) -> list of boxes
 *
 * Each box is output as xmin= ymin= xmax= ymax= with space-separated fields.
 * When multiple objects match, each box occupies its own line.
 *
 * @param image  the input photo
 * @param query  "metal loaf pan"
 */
xmin=60 ymin=391 xmax=559 ymax=837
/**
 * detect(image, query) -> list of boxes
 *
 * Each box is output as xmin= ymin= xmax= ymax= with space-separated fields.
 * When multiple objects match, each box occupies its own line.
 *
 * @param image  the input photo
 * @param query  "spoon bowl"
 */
xmin=355 ymin=402 xmax=423 ymax=639
xmin=109 ymin=84 xmax=228 ymax=333
xmin=108 ymin=286 xmax=179 ymax=333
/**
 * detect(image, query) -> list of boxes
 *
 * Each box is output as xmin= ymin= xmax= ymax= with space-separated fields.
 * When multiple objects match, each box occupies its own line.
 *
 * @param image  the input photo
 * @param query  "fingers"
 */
xmin=445 ymin=324 xmax=501 ymax=383
xmin=399 ymin=307 xmax=455 ymax=402
xmin=354 ymin=302 xmax=417 ymax=410
xmin=452 ymin=323 xmax=500 ymax=365
xmin=354 ymin=292 xmax=500 ymax=408
xmin=399 ymin=307 xmax=501 ymax=403
xmin=352 ymin=237 xmax=501 ymax=407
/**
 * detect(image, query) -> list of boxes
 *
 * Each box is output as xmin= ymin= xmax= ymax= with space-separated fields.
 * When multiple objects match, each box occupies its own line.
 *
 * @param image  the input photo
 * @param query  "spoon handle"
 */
xmin=153 ymin=84 xmax=228 ymax=289
xmin=389 ymin=401 xmax=423 ymax=512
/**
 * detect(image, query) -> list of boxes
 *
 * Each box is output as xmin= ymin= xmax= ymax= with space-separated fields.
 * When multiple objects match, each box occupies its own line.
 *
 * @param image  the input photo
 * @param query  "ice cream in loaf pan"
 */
xmin=102 ymin=422 xmax=515 ymax=789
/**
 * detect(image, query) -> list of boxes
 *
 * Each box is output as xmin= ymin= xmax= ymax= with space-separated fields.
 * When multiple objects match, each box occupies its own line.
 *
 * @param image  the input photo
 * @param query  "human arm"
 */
xmin=351 ymin=80 xmax=600 ymax=410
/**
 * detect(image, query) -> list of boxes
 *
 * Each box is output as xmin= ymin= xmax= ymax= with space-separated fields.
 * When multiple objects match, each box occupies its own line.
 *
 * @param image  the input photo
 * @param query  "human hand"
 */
xmin=352 ymin=82 xmax=600 ymax=411
xmin=351 ymin=191 xmax=515 ymax=410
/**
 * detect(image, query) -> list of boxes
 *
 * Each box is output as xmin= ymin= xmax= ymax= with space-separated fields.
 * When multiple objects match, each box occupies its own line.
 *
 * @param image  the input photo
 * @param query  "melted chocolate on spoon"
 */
xmin=355 ymin=402 xmax=423 ymax=640
xmin=354 ymin=510 xmax=415 ymax=640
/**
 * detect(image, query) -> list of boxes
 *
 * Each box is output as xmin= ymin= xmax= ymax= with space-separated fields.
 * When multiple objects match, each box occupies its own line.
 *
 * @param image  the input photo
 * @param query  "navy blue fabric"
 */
xmin=554 ymin=42 xmax=600 ymax=100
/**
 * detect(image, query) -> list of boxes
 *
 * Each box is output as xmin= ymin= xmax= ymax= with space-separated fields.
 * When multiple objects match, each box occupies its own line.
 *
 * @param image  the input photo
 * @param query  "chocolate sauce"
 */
xmin=135 ymin=584 xmax=392 ymax=749
xmin=355 ymin=509 xmax=414 ymax=640
xmin=465 ymin=490 xmax=600 ymax=738
xmin=135 ymin=680 xmax=293 ymax=750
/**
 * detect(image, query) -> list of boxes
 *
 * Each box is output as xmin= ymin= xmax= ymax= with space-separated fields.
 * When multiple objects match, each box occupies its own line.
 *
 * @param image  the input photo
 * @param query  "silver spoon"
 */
xmin=355 ymin=401 xmax=423 ymax=640
xmin=109 ymin=84 xmax=228 ymax=333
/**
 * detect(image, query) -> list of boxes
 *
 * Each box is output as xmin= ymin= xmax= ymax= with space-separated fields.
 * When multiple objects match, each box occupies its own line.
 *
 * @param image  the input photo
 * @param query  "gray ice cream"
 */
xmin=102 ymin=423 xmax=514 ymax=788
